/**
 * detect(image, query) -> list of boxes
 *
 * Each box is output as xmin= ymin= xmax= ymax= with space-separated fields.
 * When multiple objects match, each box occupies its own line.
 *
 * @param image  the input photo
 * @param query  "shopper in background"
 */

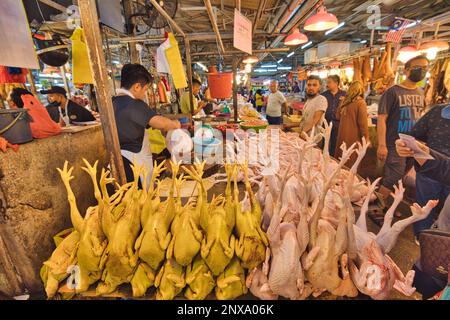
xmin=335 ymin=81 xmax=369 ymax=168
xmin=40 ymin=86 xmax=97 ymax=126
xmin=113 ymin=63 xmax=180 ymax=186
xmin=297 ymin=75 xmax=328 ymax=135
xmin=410 ymin=103 xmax=450 ymax=238
xmin=377 ymin=55 xmax=430 ymax=200
xmin=180 ymin=78 xmax=207 ymax=116
xmin=255 ymin=89 xmax=264 ymax=113
xmin=322 ymin=75 xmax=346 ymax=156
xmin=265 ymin=80 xmax=288 ymax=125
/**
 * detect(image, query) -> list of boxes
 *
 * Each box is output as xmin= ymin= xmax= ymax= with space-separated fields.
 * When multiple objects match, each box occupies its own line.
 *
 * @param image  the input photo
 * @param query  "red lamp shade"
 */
xmin=304 ymin=6 xmax=338 ymax=32
xmin=284 ymin=28 xmax=309 ymax=46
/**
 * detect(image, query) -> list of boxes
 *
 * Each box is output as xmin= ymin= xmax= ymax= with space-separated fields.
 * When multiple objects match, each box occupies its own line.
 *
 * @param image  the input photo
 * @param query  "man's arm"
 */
xmin=302 ymin=110 xmax=324 ymax=134
xmin=377 ymin=114 xmax=388 ymax=161
xmin=282 ymin=101 xmax=288 ymax=115
xmin=149 ymin=115 xmax=181 ymax=131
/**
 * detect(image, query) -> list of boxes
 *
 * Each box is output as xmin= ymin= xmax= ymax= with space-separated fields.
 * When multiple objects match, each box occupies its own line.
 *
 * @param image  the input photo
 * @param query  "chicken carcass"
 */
xmin=136 ymin=161 xmax=177 ymax=270
xmin=235 ymin=163 xmax=269 ymax=269
xmin=96 ymin=164 xmax=144 ymax=295
xmin=349 ymin=179 xmax=439 ymax=299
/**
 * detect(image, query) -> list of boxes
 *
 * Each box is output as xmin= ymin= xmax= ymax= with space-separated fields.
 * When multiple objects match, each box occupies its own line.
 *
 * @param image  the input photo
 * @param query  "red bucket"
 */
xmin=207 ymin=72 xmax=233 ymax=99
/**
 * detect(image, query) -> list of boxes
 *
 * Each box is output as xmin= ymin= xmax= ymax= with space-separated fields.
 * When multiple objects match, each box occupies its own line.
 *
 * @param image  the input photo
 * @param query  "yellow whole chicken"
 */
xmin=185 ymin=255 xmax=216 ymax=300
xmin=155 ymin=258 xmax=186 ymax=300
xmin=136 ymin=161 xmax=180 ymax=270
xmin=199 ymin=193 xmax=235 ymax=276
xmin=215 ymin=256 xmax=248 ymax=300
xmin=96 ymin=164 xmax=145 ymax=295
xmin=167 ymin=163 xmax=206 ymax=266
xmin=130 ymin=262 xmax=156 ymax=297
xmin=56 ymin=160 xmax=109 ymax=293
xmin=41 ymin=229 xmax=80 ymax=299
xmin=234 ymin=164 xmax=268 ymax=269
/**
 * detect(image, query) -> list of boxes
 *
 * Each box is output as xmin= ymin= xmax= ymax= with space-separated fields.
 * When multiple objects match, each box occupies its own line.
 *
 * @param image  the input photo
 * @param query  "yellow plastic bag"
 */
xmin=148 ymin=128 xmax=166 ymax=154
xmin=70 ymin=27 xmax=93 ymax=84
xmin=165 ymin=33 xmax=187 ymax=89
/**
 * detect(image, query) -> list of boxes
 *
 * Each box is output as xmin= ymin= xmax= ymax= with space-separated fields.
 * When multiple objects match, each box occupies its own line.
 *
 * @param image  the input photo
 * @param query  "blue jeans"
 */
xmin=413 ymin=171 xmax=450 ymax=236
xmin=266 ymin=115 xmax=282 ymax=125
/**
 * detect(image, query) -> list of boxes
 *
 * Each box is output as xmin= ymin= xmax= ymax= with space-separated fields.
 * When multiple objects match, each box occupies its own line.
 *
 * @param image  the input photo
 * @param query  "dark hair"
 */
xmin=327 ymin=75 xmax=340 ymax=85
xmin=307 ymin=75 xmax=322 ymax=85
xmin=192 ymin=78 xmax=202 ymax=87
xmin=405 ymin=55 xmax=429 ymax=69
xmin=9 ymin=88 xmax=33 ymax=108
xmin=256 ymin=89 xmax=262 ymax=95
xmin=120 ymin=63 xmax=153 ymax=89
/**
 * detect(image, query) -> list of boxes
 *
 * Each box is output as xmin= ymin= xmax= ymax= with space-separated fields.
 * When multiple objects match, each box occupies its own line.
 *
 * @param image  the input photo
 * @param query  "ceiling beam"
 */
xmin=203 ymin=0 xmax=226 ymax=54
xmin=37 ymin=0 xmax=66 ymax=12
xmin=253 ymin=0 xmax=267 ymax=33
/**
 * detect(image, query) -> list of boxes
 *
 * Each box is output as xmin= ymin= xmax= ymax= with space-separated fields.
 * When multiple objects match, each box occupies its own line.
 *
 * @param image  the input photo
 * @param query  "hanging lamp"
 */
xmin=284 ymin=28 xmax=309 ymax=46
xmin=419 ymin=40 xmax=449 ymax=60
xmin=397 ymin=46 xmax=421 ymax=64
xmin=242 ymin=55 xmax=259 ymax=64
xmin=304 ymin=5 xmax=338 ymax=32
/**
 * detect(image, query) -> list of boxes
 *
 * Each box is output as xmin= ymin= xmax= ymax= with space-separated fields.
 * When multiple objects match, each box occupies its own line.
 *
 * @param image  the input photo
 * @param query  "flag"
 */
xmin=386 ymin=17 xmax=413 ymax=43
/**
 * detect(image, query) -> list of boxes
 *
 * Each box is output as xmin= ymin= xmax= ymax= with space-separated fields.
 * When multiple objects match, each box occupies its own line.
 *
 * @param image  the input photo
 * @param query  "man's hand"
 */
xmin=395 ymin=139 xmax=429 ymax=166
xmin=377 ymin=145 xmax=388 ymax=161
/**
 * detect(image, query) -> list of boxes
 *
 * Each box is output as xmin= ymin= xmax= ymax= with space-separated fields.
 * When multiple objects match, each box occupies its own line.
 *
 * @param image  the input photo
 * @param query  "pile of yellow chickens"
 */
xmin=41 ymin=159 xmax=268 ymax=300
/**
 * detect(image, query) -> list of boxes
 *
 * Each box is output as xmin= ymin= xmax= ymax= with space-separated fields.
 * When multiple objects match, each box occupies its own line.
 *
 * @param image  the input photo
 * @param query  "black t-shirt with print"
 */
xmin=112 ymin=95 xmax=157 ymax=153
xmin=378 ymin=85 xmax=425 ymax=147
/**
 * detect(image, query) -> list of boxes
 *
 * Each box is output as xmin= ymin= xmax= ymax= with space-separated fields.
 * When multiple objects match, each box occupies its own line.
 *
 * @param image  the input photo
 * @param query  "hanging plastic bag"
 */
xmin=156 ymin=38 xmax=171 ymax=74
xmin=165 ymin=33 xmax=187 ymax=89
xmin=21 ymin=94 xmax=61 ymax=138
xmin=70 ymin=27 xmax=93 ymax=84
xmin=148 ymin=128 xmax=166 ymax=154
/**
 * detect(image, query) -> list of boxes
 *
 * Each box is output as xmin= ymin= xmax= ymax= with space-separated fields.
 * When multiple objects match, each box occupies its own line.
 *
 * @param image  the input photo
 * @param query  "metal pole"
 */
xmin=78 ymin=0 xmax=126 ymax=185
xmin=232 ymin=57 xmax=238 ymax=123
xmin=60 ymin=65 xmax=70 ymax=96
xmin=122 ymin=0 xmax=140 ymax=63
xmin=184 ymin=38 xmax=195 ymax=118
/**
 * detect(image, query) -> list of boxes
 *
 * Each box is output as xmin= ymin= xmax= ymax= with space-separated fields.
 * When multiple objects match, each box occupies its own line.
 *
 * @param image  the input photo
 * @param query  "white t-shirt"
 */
xmin=266 ymin=90 xmax=287 ymax=117
xmin=299 ymin=95 xmax=328 ymax=133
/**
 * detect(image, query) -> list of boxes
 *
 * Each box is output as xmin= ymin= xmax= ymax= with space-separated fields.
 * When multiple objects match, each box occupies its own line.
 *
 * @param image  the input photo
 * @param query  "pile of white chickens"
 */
xmin=226 ymin=124 xmax=437 ymax=300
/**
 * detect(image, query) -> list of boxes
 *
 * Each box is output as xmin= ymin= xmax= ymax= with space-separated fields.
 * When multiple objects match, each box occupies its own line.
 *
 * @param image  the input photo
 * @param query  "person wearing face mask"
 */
xmin=113 ymin=64 xmax=180 ymax=186
xmin=295 ymin=75 xmax=328 ymax=135
xmin=40 ymin=86 xmax=96 ymax=126
xmin=377 ymin=55 xmax=430 ymax=201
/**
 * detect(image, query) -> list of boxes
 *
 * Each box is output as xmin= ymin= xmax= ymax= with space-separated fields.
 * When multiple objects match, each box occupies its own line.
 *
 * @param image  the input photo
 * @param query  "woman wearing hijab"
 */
xmin=334 ymin=81 xmax=369 ymax=168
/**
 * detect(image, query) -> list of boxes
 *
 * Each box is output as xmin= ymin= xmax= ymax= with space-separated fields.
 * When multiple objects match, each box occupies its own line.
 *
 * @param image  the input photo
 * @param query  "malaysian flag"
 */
xmin=386 ymin=17 xmax=414 ymax=43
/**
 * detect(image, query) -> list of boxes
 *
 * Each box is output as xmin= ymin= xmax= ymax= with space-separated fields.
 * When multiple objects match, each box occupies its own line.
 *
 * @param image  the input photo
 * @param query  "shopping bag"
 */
xmin=148 ymin=128 xmax=166 ymax=154
xmin=70 ymin=27 xmax=93 ymax=84
xmin=21 ymin=94 xmax=61 ymax=138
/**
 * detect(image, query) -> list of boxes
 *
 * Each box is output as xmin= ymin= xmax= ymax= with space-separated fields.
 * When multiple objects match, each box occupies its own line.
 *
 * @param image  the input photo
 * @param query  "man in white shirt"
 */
xmin=265 ymin=80 xmax=288 ymax=125
xmin=298 ymin=75 xmax=328 ymax=135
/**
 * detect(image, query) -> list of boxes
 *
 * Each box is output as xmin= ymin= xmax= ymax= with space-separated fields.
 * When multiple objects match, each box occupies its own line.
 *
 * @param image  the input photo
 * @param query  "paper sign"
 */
xmin=233 ymin=9 xmax=252 ymax=55
xmin=0 ymin=0 xmax=39 ymax=69
xmin=399 ymin=134 xmax=434 ymax=160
